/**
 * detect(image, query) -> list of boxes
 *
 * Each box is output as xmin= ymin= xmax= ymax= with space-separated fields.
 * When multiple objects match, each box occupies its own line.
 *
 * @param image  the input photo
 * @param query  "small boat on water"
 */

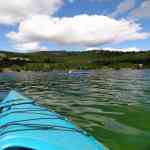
xmin=0 ymin=90 xmax=108 ymax=150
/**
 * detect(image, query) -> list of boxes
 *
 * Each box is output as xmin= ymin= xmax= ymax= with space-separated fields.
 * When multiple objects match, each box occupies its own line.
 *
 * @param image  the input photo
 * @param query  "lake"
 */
xmin=0 ymin=69 xmax=150 ymax=150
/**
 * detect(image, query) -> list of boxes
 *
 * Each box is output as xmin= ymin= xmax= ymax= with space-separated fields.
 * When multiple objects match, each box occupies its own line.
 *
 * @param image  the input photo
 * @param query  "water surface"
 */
xmin=0 ymin=69 xmax=150 ymax=150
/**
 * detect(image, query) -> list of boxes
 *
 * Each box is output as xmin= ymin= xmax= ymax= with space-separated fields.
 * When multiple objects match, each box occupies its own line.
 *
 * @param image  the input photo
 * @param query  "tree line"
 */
xmin=0 ymin=50 xmax=150 ymax=71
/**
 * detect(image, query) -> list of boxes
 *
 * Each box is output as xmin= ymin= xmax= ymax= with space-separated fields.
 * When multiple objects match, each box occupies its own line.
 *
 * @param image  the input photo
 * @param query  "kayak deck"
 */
xmin=0 ymin=90 xmax=107 ymax=150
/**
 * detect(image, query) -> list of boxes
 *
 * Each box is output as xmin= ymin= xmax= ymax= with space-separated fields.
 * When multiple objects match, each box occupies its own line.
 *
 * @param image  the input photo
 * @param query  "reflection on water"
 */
xmin=0 ymin=69 xmax=150 ymax=150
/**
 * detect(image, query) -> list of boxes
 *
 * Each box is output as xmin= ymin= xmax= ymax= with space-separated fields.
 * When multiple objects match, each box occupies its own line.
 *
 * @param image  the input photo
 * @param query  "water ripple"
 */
xmin=0 ymin=69 xmax=150 ymax=150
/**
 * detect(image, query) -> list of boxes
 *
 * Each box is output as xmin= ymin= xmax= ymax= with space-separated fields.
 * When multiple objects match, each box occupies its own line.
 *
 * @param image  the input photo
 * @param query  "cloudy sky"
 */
xmin=0 ymin=0 xmax=150 ymax=52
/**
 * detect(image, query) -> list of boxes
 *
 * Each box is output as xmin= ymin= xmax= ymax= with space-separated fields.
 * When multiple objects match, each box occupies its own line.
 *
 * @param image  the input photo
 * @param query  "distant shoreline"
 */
xmin=0 ymin=50 xmax=150 ymax=72
xmin=0 ymin=66 xmax=147 ymax=73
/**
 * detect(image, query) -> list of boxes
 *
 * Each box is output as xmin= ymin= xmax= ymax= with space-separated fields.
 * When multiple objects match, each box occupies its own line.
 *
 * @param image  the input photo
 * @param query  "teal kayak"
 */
xmin=0 ymin=90 xmax=107 ymax=150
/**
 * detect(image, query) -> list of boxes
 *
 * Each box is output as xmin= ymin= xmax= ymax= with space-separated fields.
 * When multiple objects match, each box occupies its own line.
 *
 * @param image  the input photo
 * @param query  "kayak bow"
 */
xmin=0 ymin=90 xmax=107 ymax=150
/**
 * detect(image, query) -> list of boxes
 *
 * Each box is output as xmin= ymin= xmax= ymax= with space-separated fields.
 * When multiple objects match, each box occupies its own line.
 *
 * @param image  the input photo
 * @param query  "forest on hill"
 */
xmin=0 ymin=50 xmax=150 ymax=72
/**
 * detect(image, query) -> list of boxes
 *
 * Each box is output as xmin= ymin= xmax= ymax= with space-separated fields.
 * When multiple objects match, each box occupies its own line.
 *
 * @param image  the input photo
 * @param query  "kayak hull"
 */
xmin=0 ymin=90 xmax=107 ymax=150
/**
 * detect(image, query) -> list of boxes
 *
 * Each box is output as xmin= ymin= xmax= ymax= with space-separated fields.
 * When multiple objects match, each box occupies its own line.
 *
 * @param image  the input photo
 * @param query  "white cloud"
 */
xmin=14 ymin=42 xmax=48 ymax=52
xmin=86 ymin=47 xmax=101 ymax=51
xmin=129 ymin=0 xmax=150 ymax=19
xmin=102 ymin=47 xmax=141 ymax=52
xmin=0 ymin=0 xmax=63 ymax=25
xmin=15 ymin=42 xmax=41 ymax=51
xmin=7 ymin=14 xmax=149 ymax=51
xmin=86 ymin=47 xmax=141 ymax=52
xmin=110 ymin=0 xmax=135 ymax=17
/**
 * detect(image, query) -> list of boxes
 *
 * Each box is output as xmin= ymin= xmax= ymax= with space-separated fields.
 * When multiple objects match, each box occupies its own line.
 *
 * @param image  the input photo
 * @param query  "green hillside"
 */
xmin=0 ymin=50 xmax=150 ymax=71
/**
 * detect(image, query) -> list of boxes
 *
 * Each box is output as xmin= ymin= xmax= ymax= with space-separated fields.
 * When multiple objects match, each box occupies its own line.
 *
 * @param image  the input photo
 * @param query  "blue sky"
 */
xmin=0 ymin=0 xmax=149 ymax=52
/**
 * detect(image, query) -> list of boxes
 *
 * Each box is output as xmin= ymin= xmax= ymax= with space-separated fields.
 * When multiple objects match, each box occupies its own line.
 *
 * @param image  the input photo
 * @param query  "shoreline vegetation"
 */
xmin=0 ymin=50 xmax=150 ymax=72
